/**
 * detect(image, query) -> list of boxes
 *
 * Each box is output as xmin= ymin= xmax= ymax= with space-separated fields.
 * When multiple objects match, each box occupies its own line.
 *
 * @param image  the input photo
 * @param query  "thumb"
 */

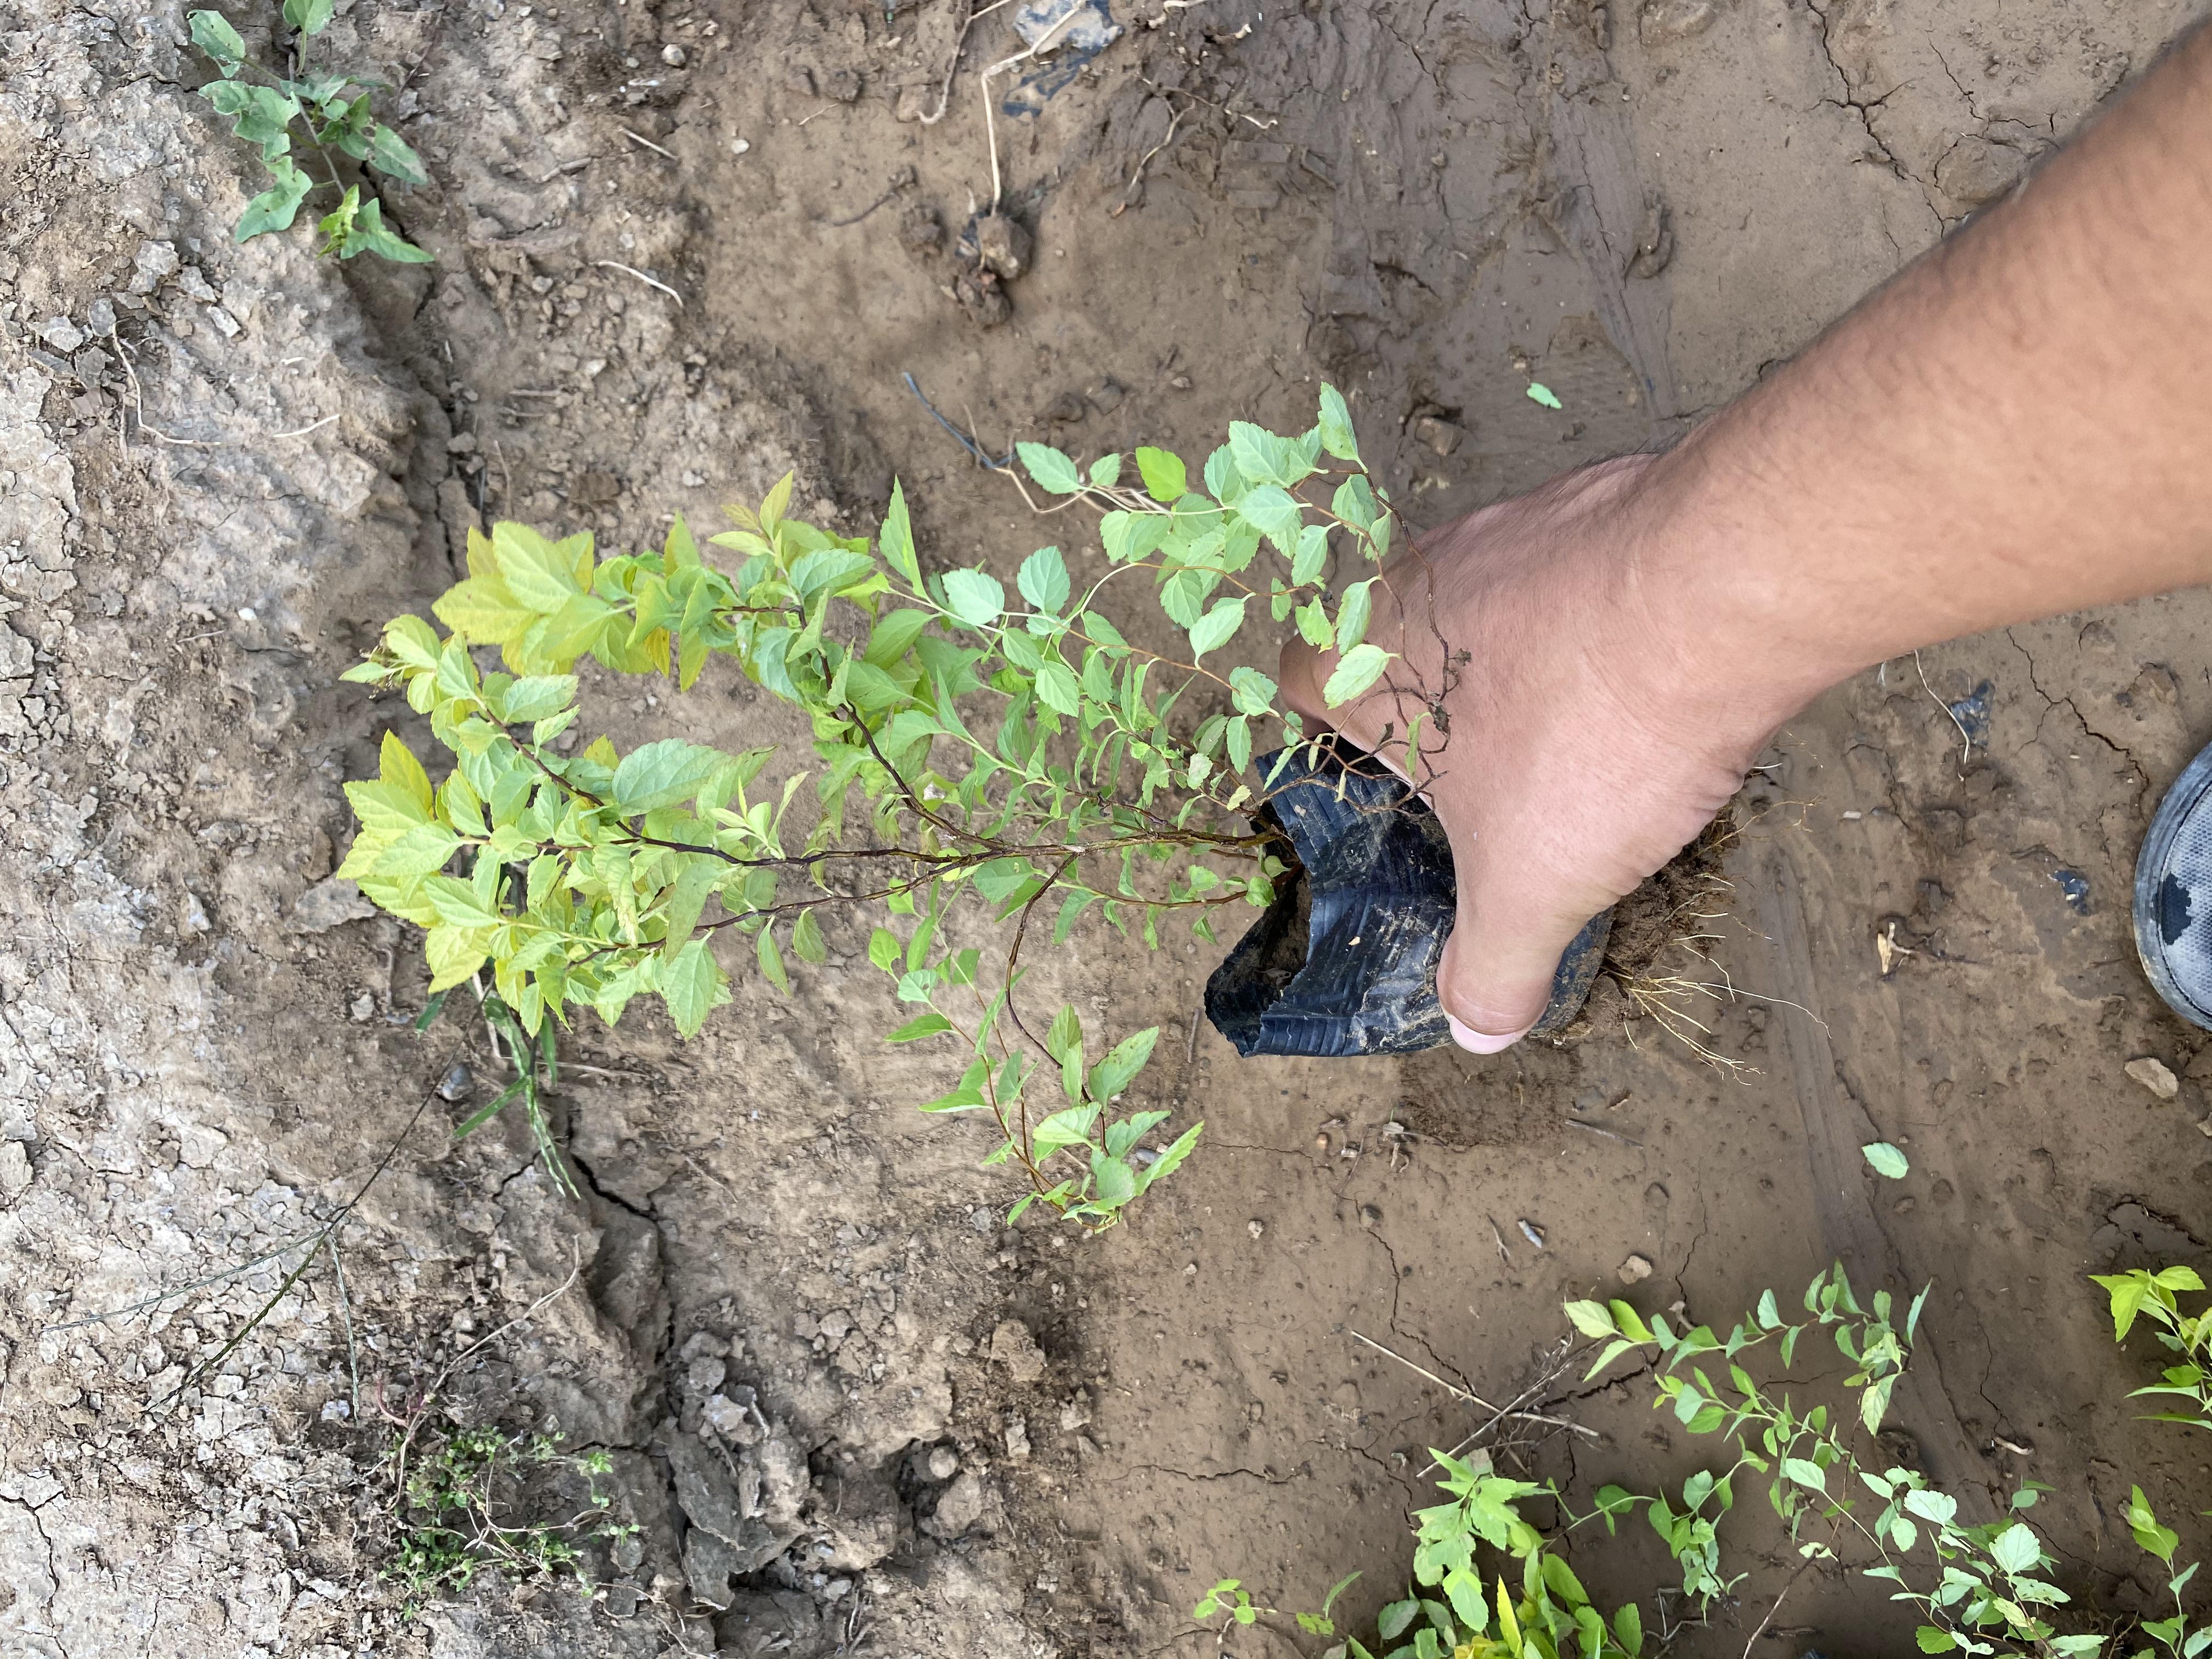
xmin=1434 ymin=845 xmax=1616 ymax=1053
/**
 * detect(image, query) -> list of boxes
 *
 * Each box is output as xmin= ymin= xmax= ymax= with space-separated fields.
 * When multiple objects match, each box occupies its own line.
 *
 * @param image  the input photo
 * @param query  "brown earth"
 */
xmin=5 ymin=0 xmax=2211 ymax=1655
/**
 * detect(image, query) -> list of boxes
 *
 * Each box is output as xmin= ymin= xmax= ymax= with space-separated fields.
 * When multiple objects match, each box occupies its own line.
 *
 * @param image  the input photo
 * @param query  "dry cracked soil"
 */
xmin=6 ymin=0 xmax=2212 ymax=1655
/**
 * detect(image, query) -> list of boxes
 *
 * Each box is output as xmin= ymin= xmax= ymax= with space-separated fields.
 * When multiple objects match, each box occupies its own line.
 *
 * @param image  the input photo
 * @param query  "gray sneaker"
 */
xmin=2135 ymin=741 xmax=2212 ymax=1030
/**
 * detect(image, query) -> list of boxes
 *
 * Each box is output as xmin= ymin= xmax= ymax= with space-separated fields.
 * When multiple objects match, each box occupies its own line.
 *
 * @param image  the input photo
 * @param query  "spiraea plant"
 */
xmin=341 ymin=388 xmax=1410 ymax=1227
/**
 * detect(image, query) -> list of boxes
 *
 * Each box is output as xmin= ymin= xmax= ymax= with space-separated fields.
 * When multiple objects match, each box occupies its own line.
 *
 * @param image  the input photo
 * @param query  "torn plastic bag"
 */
xmin=1204 ymin=737 xmax=1613 ymax=1058
xmin=1000 ymin=0 xmax=1121 ymax=116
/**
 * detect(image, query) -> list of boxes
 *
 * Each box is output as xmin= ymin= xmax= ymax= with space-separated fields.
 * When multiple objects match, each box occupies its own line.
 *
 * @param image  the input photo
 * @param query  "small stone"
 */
xmin=1247 ymin=1218 xmax=1265 ymax=1239
xmin=973 ymin=212 xmax=1032 ymax=280
xmin=1358 ymin=1203 xmax=1382 ymax=1227
xmin=823 ymin=67 xmax=861 ymax=101
xmin=929 ymin=1471 xmax=984 ymax=1537
xmin=661 ymin=42 xmax=687 ymax=65
xmin=290 ymin=877 xmax=380 ymax=934
xmin=1412 ymin=414 xmax=1464 ymax=456
xmin=349 ymin=992 xmax=376 ymax=1022
xmin=447 ymin=431 xmax=478 ymax=454
xmin=893 ymin=84 xmax=936 ymax=122
xmin=39 ymin=318 xmax=86 ymax=353
xmin=206 ymin=307 xmax=241 ymax=339
xmin=1004 ymin=1414 xmax=1030 ymax=1460
xmin=1058 ymin=1394 xmax=1091 ymax=1431
xmin=2127 ymin=1057 xmax=2180 ymax=1101
xmin=1090 ymin=377 xmax=1125 ymax=414
xmin=1617 ymin=1252 xmax=1653 ymax=1284
xmin=1043 ymin=390 xmax=1087 ymax=425
xmin=731 ymin=137 xmax=751 ymax=155
xmin=989 ymin=1318 xmax=1047 ymax=1383
xmin=702 ymin=1392 xmax=761 ymax=1442
xmin=968 ymin=1207 xmax=995 ymax=1234
xmin=86 ymin=297 xmax=116 ymax=335
xmin=686 ymin=1353 xmax=728 ymax=1394
xmin=130 ymin=240 xmax=180 ymax=295
xmin=786 ymin=65 xmax=816 ymax=95
xmin=926 ymin=1444 xmax=960 ymax=1481
xmin=436 ymin=1063 xmax=475 ymax=1103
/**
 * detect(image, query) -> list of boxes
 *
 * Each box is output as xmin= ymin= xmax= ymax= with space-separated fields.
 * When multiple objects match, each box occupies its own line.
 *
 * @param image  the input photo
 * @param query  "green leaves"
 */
xmin=237 ymin=159 xmax=314 ymax=241
xmin=1016 ymin=442 xmax=1082 ymax=495
xmin=366 ymin=121 xmax=429 ymax=186
xmin=612 ymin=738 xmax=729 ymax=814
xmin=1861 ymin=1141 xmax=1910 ymax=1179
xmin=2128 ymin=1486 xmax=2180 ymax=1563
xmin=1136 ymin=446 xmax=1187 ymax=502
xmin=1322 ymin=642 xmax=1391 ymax=706
xmin=188 ymin=9 xmax=246 ymax=65
xmin=1317 ymin=382 xmax=1359 ymax=460
xmin=1526 ymin=382 xmax=1564 ymax=409
xmin=1017 ymin=546 xmax=1070 ymax=614
xmin=1187 ymin=596 xmax=1246 ymax=659
xmin=189 ymin=10 xmax=430 ymax=261
xmin=942 ymin=568 xmax=1006 ymax=628
xmin=661 ymin=940 xmax=730 ymax=1037
xmin=340 ymin=428 xmax=1383 ymax=1235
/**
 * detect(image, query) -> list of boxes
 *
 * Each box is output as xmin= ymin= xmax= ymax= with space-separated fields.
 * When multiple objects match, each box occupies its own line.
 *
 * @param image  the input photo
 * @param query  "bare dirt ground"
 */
xmin=6 ymin=0 xmax=2212 ymax=1655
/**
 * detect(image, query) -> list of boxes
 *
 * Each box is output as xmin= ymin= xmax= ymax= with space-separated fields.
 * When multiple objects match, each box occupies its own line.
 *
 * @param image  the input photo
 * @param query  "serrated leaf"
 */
xmin=1322 ymin=642 xmax=1390 ymax=706
xmin=1234 ymin=482 xmax=1305 ymax=551
xmin=756 ymin=925 xmax=792 ymax=994
xmin=662 ymin=939 xmax=730 ymax=1037
xmin=1017 ymin=545 xmax=1070 ymax=614
xmin=1035 ymin=659 xmax=1081 ymax=716
xmin=1188 ymin=596 xmax=1246 ymax=659
xmin=1017 ymin=441 xmax=1082 ymax=495
xmin=1317 ymin=383 xmax=1358 ymax=460
xmin=1136 ymin=446 xmax=1187 ymax=503
xmin=942 ymin=568 xmax=1006 ymax=628
xmin=1088 ymin=453 xmax=1123 ymax=488
xmin=612 ymin=738 xmax=728 ymax=814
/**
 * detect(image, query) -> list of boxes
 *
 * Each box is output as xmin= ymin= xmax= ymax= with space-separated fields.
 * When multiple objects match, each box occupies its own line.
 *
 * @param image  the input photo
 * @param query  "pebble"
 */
xmin=926 ymin=1444 xmax=959 ymax=1481
xmin=436 ymin=1063 xmax=474 ymax=1102
xmin=1247 ymin=1218 xmax=1265 ymax=1239
xmin=2126 ymin=1057 xmax=2180 ymax=1100
xmin=1617 ymin=1252 xmax=1653 ymax=1284
xmin=349 ymin=992 xmax=376 ymax=1022
xmin=40 ymin=318 xmax=86 ymax=353
xmin=1358 ymin=1203 xmax=1382 ymax=1227
xmin=1518 ymin=1218 xmax=1547 ymax=1249
xmin=661 ymin=42 xmax=687 ymax=65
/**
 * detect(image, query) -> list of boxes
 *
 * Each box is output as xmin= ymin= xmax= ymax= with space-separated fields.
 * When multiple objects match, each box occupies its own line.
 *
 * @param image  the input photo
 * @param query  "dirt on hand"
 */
xmin=3 ymin=0 xmax=2207 ymax=1655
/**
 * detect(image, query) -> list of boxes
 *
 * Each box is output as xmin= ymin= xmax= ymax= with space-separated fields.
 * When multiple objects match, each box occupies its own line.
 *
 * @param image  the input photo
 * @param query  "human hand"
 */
xmin=1278 ymin=454 xmax=1798 ymax=1052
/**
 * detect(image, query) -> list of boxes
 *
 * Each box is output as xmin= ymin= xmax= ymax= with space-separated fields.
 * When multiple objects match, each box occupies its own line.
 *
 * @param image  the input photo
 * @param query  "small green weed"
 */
xmin=1205 ymin=1263 xmax=2207 ymax=1659
xmin=188 ymin=1 xmax=431 ymax=259
xmin=341 ymin=391 xmax=1407 ymax=1228
xmin=386 ymin=1424 xmax=631 ymax=1612
xmin=2094 ymin=1264 xmax=2212 ymax=1431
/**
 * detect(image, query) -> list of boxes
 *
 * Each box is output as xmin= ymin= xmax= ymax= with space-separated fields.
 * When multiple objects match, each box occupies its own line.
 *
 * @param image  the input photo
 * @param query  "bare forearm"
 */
xmin=1635 ymin=19 xmax=2212 ymax=720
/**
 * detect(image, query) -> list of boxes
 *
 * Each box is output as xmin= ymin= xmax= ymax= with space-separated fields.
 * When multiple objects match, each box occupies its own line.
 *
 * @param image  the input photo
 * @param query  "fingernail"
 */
xmin=1448 ymin=1014 xmax=1533 ymax=1054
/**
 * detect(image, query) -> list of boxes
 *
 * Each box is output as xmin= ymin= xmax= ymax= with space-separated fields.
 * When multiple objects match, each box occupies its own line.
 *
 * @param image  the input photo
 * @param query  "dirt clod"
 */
xmin=1618 ymin=1252 xmax=1654 ymax=1284
xmin=991 ymin=1318 xmax=1048 ymax=1383
xmin=2128 ymin=1057 xmax=2181 ymax=1100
